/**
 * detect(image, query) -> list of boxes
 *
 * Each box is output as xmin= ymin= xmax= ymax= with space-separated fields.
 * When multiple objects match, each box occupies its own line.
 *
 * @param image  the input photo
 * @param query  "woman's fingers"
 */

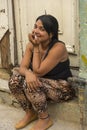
xmin=28 ymin=82 xmax=36 ymax=92
xmin=28 ymin=33 xmax=35 ymax=43
xmin=27 ymin=79 xmax=42 ymax=92
xmin=28 ymin=33 xmax=40 ymax=45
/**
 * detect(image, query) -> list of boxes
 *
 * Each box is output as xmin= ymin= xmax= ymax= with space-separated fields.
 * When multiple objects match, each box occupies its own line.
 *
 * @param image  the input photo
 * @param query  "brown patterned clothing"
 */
xmin=8 ymin=72 xmax=75 ymax=114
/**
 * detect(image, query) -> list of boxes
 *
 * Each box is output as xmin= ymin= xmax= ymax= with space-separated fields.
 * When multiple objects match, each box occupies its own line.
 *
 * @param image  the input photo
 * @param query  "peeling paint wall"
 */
xmin=79 ymin=0 xmax=87 ymax=78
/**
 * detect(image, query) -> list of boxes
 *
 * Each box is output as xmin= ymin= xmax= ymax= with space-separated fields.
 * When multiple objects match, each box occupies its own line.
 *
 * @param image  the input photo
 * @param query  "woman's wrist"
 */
xmin=33 ymin=46 xmax=40 ymax=53
xmin=24 ymin=69 xmax=28 ymax=75
xmin=33 ymin=51 xmax=40 ymax=53
xmin=24 ymin=69 xmax=31 ymax=75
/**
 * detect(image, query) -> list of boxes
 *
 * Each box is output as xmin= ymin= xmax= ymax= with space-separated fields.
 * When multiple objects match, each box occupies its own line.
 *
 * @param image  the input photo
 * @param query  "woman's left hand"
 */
xmin=25 ymin=70 xmax=42 ymax=92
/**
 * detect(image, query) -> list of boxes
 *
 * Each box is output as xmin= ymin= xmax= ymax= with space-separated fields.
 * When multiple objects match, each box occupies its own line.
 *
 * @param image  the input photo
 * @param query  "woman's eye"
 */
xmin=33 ymin=24 xmax=45 ymax=31
xmin=40 ymin=28 xmax=45 ymax=31
xmin=39 ymin=27 xmax=45 ymax=31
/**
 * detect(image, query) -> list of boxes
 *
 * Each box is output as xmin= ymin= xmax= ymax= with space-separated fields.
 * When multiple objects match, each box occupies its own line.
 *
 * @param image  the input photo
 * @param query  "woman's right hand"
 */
xmin=28 ymin=33 xmax=40 ymax=46
xmin=25 ymin=70 xmax=42 ymax=92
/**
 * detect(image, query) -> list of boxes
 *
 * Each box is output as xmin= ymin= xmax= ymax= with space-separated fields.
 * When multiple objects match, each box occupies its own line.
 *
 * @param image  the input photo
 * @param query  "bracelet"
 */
xmin=33 ymin=51 xmax=40 ymax=53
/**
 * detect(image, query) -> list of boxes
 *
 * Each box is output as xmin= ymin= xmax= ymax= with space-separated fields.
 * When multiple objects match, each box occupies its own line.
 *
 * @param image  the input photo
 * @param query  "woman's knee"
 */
xmin=8 ymin=73 xmax=24 ymax=89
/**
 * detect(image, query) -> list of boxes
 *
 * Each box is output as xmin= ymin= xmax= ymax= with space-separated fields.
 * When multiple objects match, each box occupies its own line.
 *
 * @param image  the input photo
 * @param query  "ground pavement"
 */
xmin=0 ymin=103 xmax=84 ymax=130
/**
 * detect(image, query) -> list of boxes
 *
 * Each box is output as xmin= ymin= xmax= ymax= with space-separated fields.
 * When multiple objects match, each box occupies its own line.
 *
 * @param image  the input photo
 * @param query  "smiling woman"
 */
xmin=8 ymin=14 xmax=75 ymax=130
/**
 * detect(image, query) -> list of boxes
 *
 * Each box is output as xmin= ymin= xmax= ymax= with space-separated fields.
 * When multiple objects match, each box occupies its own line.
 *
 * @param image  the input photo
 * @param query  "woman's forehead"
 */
xmin=35 ymin=19 xmax=43 ymax=26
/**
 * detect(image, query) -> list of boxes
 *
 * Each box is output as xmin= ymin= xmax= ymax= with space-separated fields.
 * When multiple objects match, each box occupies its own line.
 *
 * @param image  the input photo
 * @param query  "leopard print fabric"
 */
xmin=8 ymin=73 xmax=75 ymax=113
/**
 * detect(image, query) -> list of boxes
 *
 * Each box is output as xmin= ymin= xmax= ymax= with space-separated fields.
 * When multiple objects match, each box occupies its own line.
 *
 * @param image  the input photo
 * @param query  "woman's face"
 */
xmin=32 ymin=19 xmax=52 ymax=43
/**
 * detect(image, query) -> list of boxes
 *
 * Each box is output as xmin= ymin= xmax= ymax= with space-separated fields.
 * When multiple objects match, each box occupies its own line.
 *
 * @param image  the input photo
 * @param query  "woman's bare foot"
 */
xmin=30 ymin=117 xmax=53 ymax=130
xmin=15 ymin=110 xmax=37 ymax=129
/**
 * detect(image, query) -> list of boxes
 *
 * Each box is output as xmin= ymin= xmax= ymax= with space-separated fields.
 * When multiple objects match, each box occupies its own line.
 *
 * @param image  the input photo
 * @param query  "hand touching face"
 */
xmin=28 ymin=19 xmax=51 ymax=46
xmin=28 ymin=33 xmax=40 ymax=46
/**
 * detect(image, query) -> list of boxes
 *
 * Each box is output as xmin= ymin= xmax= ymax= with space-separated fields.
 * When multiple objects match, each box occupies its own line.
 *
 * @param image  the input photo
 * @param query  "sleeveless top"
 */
xmin=30 ymin=39 xmax=72 ymax=80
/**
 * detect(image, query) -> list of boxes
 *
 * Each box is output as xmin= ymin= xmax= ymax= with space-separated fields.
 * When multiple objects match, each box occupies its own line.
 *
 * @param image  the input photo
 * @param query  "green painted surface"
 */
xmin=79 ymin=0 xmax=87 ymax=78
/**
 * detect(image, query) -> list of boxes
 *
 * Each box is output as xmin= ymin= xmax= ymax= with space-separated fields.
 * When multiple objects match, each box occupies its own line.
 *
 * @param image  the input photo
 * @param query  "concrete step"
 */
xmin=0 ymin=68 xmax=10 ymax=80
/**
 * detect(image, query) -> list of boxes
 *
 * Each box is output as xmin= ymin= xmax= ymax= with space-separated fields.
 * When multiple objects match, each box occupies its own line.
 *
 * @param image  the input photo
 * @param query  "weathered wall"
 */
xmin=79 ymin=0 xmax=87 ymax=78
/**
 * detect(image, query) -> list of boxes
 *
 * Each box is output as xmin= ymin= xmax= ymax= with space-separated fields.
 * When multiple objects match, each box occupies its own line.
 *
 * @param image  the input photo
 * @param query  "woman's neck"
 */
xmin=40 ymin=39 xmax=51 ymax=50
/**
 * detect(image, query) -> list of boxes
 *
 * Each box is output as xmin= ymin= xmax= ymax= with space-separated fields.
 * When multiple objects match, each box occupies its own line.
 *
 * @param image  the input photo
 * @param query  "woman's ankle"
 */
xmin=26 ymin=109 xmax=36 ymax=116
xmin=38 ymin=111 xmax=49 ymax=120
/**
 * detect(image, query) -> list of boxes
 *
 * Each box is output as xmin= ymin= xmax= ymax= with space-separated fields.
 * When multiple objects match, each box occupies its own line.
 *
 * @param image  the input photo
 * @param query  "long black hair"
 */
xmin=36 ymin=14 xmax=59 ymax=40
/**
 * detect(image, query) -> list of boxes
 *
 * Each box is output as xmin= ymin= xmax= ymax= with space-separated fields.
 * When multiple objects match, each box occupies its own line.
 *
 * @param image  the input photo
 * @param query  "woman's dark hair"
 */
xmin=36 ymin=14 xmax=59 ymax=40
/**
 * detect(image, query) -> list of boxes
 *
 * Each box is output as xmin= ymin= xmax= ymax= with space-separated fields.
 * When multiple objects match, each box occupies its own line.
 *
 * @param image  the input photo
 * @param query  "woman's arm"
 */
xmin=19 ymin=42 xmax=42 ymax=91
xmin=28 ymin=33 xmax=68 ymax=77
xmin=33 ymin=43 xmax=68 ymax=76
xmin=19 ymin=42 xmax=33 ymax=76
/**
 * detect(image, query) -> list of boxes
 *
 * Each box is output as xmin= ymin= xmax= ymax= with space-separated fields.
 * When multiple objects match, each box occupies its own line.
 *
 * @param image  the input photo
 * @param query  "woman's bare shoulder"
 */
xmin=49 ymin=41 xmax=68 ymax=60
xmin=52 ymin=41 xmax=66 ymax=51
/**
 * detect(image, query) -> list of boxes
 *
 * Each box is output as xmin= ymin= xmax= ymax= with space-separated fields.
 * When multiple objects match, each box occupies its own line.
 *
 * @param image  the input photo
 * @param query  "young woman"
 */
xmin=9 ymin=14 xmax=75 ymax=130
